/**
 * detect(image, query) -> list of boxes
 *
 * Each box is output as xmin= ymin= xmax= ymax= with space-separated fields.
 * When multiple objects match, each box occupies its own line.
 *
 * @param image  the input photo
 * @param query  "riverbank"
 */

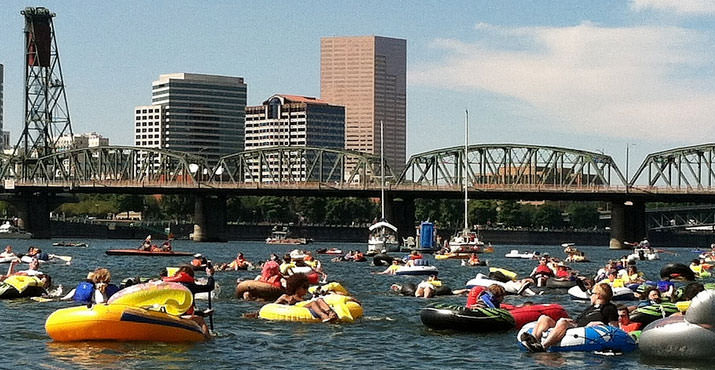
xmin=46 ymin=221 xmax=715 ymax=248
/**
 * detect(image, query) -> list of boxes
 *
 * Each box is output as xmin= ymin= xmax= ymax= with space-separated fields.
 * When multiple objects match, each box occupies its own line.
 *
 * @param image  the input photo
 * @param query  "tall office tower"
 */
xmin=0 ymin=63 xmax=5 ymax=150
xmin=148 ymin=73 xmax=247 ymax=165
xmin=321 ymin=36 xmax=406 ymax=173
xmin=245 ymin=94 xmax=345 ymax=181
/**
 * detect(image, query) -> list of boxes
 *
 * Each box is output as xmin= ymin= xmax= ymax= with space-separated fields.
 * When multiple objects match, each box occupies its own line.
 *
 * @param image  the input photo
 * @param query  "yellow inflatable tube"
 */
xmin=45 ymin=304 xmax=208 ymax=342
xmin=259 ymin=294 xmax=363 ymax=323
xmin=107 ymin=281 xmax=193 ymax=316
xmin=489 ymin=267 xmax=517 ymax=280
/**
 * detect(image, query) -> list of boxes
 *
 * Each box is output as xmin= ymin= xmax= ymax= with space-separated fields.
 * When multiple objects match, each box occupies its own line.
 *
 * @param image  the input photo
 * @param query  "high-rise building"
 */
xmin=244 ymin=94 xmax=345 ymax=181
xmin=0 ymin=63 xmax=7 ymax=150
xmin=320 ymin=35 xmax=406 ymax=172
xmin=137 ymin=73 xmax=247 ymax=165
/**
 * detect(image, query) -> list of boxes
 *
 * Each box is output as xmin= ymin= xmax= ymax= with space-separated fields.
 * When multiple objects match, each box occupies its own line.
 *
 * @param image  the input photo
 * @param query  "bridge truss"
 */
xmin=396 ymin=144 xmax=626 ymax=190
xmin=631 ymin=144 xmax=715 ymax=191
xmin=207 ymin=146 xmax=394 ymax=188
xmin=2 ymin=146 xmax=210 ymax=188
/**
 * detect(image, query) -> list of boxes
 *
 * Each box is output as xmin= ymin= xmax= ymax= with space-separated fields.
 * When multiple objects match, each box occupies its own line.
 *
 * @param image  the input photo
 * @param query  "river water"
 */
xmin=0 ymin=239 xmax=711 ymax=369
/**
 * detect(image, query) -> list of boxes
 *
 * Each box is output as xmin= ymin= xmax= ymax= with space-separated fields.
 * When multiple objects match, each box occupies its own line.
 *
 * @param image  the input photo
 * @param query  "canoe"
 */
xmin=105 ymin=249 xmax=194 ymax=256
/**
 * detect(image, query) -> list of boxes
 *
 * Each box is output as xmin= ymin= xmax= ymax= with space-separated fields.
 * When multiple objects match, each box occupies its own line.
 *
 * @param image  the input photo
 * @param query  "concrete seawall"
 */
xmin=47 ymin=221 xmax=715 ymax=248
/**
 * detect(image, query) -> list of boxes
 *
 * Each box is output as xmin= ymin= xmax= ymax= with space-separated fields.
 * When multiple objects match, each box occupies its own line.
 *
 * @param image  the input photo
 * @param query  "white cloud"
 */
xmin=631 ymin=0 xmax=715 ymax=15
xmin=411 ymin=22 xmax=715 ymax=141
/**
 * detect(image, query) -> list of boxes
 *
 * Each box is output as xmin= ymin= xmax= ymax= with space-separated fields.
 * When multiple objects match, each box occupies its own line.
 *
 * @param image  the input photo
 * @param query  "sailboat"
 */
xmin=447 ymin=110 xmax=487 ymax=254
xmin=367 ymin=121 xmax=399 ymax=255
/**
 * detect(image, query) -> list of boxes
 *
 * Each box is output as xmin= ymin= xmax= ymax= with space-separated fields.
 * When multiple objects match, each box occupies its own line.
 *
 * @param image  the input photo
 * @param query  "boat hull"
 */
xmin=105 ymin=249 xmax=194 ymax=256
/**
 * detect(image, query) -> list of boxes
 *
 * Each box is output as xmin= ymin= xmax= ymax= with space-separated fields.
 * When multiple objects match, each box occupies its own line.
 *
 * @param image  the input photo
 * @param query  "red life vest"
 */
xmin=163 ymin=272 xmax=194 ymax=284
xmin=466 ymin=286 xmax=486 ymax=308
xmin=535 ymin=265 xmax=553 ymax=275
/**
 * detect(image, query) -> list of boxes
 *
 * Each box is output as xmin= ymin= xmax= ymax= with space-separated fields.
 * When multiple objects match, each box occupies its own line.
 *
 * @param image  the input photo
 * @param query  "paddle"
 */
xmin=206 ymin=260 xmax=214 ymax=333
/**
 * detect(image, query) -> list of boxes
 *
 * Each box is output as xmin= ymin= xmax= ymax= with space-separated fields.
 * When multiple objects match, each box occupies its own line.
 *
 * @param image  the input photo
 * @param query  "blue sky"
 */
xmin=1 ymin=1 xmax=714 ymax=177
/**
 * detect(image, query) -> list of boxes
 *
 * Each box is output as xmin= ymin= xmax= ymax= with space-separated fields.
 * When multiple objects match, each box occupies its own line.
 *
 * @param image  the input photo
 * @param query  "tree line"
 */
xmin=0 ymin=194 xmax=617 ymax=231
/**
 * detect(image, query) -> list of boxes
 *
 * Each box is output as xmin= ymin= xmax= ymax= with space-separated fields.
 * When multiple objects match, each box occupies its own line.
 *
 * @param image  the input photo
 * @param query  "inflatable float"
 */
xmin=420 ymin=304 xmax=515 ymax=332
xmin=0 ymin=275 xmax=45 ymax=299
xmin=504 ymin=250 xmax=537 ymax=259
xmin=568 ymin=285 xmax=635 ymax=301
xmin=46 ymin=282 xmax=208 ymax=342
xmin=258 ymin=294 xmax=362 ymax=323
xmin=517 ymin=322 xmax=637 ymax=353
xmin=502 ymin=303 xmax=569 ymax=329
xmin=45 ymin=304 xmax=208 ymax=342
xmin=395 ymin=265 xmax=438 ymax=276
xmin=435 ymin=253 xmax=472 ymax=260
xmin=660 ymin=263 xmax=696 ymax=281
xmin=545 ymin=278 xmax=577 ymax=289
xmin=629 ymin=302 xmax=680 ymax=327
xmin=235 ymin=280 xmax=285 ymax=301
xmin=639 ymin=290 xmax=715 ymax=361
xmin=391 ymin=282 xmax=453 ymax=297
xmin=372 ymin=253 xmax=393 ymax=266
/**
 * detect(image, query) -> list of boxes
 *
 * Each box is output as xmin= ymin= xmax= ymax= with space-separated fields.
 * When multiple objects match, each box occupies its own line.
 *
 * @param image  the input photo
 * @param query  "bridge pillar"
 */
xmin=385 ymin=195 xmax=415 ymax=243
xmin=193 ymin=195 xmax=226 ymax=242
xmin=609 ymin=201 xmax=646 ymax=249
xmin=14 ymin=192 xmax=51 ymax=239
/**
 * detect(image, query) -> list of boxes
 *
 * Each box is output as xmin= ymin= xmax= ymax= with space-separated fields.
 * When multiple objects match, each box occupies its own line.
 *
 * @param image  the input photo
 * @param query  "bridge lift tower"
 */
xmin=13 ymin=7 xmax=73 ymax=161
xmin=10 ymin=7 xmax=73 ymax=237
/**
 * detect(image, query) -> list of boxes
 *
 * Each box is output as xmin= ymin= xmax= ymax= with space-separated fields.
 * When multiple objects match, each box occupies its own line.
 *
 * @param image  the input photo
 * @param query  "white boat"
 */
xmin=505 ymin=250 xmax=537 ymax=259
xmin=367 ymin=120 xmax=399 ymax=254
xmin=627 ymin=247 xmax=659 ymax=261
xmin=447 ymin=111 xmax=488 ymax=254
xmin=0 ymin=222 xmax=32 ymax=239
xmin=368 ymin=221 xmax=399 ymax=253
xmin=265 ymin=227 xmax=308 ymax=245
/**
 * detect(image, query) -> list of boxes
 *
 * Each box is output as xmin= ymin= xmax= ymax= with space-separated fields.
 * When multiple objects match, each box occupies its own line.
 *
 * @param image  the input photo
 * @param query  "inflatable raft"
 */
xmin=502 ymin=303 xmax=569 ymax=329
xmin=235 ymin=280 xmax=284 ymax=301
xmin=395 ymin=265 xmax=438 ymax=276
xmin=0 ymin=275 xmax=45 ymax=299
xmin=568 ymin=285 xmax=635 ymax=301
xmin=107 ymin=281 xmax=193 ymax=316
xmin=639 ymin=290 xmax=715 ymax=361
xmin=517 ymin=322 xmax=637 ymax=353
xmin=105 ymin=249 xmax=194 ymax=256
xmin=629 ymin=302 xmax=680 ymax=327
xmin=420 ymin=304 xmax=515 ymax=332
xmin=258 ymin=294 xmax=362 ymax=323
xmin=660 ymin=263 xmax=696 ymax=281
xmin=45 ymin=304 xmax=208 ymax=342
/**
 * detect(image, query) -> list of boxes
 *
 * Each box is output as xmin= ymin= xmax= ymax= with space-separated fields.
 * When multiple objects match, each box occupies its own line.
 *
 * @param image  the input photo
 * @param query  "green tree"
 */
xmin=497 ymin=200 xmax=522 ymax=227
xmin=568 ymin=203 xmax=600 ymax=229
xmin=533 ymin=204 xmax=565 ymax=229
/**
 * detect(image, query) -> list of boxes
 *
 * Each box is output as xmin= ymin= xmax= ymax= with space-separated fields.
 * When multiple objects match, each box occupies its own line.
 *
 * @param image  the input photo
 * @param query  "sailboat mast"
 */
xmin=464 ymin=110 xmax=469 ymax=232
xmin=381 ymin=120 xmax=385 ymax=220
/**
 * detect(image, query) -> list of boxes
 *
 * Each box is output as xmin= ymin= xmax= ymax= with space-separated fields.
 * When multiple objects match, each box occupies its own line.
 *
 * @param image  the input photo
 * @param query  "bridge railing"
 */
xmin=631 ymin=143 xmax=715 ymax=190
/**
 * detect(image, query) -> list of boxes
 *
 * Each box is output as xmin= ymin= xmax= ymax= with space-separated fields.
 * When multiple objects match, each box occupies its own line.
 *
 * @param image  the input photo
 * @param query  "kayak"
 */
xmin=105 ymin=249 xmax=194 ymax=256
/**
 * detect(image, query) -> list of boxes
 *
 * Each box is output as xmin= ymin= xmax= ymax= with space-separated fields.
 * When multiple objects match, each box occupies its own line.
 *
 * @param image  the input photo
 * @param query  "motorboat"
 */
xmin=368 ymin=220 xmax=399 ymax=254
xmin=266 ymin=227 xmax=309 ymax=245
xmin=628 ymin=247 xmax=659 ymax=261
xmin=0 ymin=222 xmax=32 ymax=239
xmin=505 ymin=250 xmax=538 ymax=259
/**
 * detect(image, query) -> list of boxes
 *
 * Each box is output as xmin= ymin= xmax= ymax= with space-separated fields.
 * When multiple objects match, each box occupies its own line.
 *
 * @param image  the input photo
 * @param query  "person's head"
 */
xmin=4 ymin=245 xmax=11 ymax=253
xmin=29 ymin=258 xmax=40 ymax=271
xmin=539 ymin=257 xmax=547 ymax=264
xmin=692 ymin=259 xmax=701 ymax=266
xmin=682 ymin=282 xmax=705 ymax=301
xmin=93 ymin=268 xmax=111 ymax=284
xmin=617 ymin=305 xmax=630 ymax=322
xmin=608 ymin=270 xmax=618 ymax=281
xmin=428 ymin=274 xmax=438 ymax=281
xmin=283 ymin=254 xmax=292 ymax=263
xmin=392 ymin=259 xmax=399 ymax=265
xmin=646 ymin=288 xmax=661 ymax=303
xmin=176 ymin=265 xmax=195 ymax=277
xmin=284 ymin=273 xmax=310 ymax=295
xmin=487 ymin=284 xmax=507 ymax=303
xmin=592 ymin=283 xmax=613 ymax=303
xmin=627 ymin=265 xmax=638 ymax=273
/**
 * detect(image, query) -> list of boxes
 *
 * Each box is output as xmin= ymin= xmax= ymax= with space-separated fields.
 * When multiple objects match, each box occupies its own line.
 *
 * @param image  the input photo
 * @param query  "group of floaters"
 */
xmin=4 ymin=235 xmax=715 ymax=361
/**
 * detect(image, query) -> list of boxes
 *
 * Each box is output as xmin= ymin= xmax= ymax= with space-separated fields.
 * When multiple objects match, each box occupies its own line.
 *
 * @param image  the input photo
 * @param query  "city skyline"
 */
xmin=1 ymin=1 xmax=714 ymax=174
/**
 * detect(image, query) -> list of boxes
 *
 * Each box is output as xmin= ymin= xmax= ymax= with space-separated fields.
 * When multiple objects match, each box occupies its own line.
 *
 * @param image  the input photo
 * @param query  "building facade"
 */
xmin=244 ymin=94 xmax=345 ymax=181
xmin=56 ymin=132 xmax=109 ymax=151
xmin=320 ymin=35 xmax=406 ymax=173
xmin=138 ymin=73 xmax=247 ymax=165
